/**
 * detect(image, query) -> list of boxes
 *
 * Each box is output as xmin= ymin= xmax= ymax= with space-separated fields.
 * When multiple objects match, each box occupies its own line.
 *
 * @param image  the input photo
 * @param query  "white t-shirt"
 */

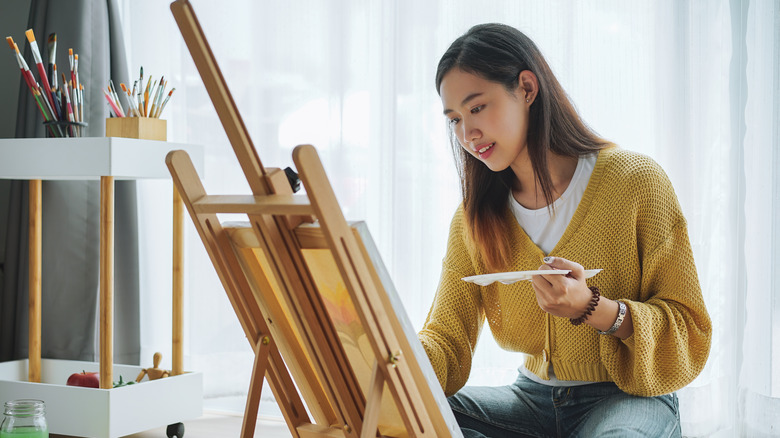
xmin=509 ymin=153 xmax=597 ymax=386
xmin=508 ymin=153 xmax=597 ymax=254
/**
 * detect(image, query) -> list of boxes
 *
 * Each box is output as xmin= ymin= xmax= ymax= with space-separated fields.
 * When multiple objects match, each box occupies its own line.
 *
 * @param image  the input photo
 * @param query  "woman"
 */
xmin=418 ymin=23 xmax=712 ymax=437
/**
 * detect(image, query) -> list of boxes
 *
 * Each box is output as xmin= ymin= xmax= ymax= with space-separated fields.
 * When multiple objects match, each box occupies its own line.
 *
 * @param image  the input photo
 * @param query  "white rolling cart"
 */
xmin=0 ymin=137 xmax=204 ymax=438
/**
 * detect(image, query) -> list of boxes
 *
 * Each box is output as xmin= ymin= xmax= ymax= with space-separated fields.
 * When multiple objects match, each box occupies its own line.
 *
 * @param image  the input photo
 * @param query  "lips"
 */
xmin=477 ymin=143 xmax=494 ymax=154
xmin=475 ymin=142 xmax=495 ymax=159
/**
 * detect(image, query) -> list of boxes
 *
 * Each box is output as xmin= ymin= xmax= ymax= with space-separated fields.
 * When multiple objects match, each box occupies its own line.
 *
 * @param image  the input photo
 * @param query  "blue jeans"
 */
xmin=448 ymin=373 xmax=681 ymax=437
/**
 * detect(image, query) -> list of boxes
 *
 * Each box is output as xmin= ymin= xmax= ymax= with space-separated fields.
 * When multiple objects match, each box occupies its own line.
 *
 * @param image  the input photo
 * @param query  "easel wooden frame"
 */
xmin=168 ymin=1 xmax=460 ymax=437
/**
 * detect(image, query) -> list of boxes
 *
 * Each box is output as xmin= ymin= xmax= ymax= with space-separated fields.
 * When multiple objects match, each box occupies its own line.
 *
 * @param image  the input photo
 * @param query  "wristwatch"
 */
xmin=598 ymin=301 xmax=627 ymax=335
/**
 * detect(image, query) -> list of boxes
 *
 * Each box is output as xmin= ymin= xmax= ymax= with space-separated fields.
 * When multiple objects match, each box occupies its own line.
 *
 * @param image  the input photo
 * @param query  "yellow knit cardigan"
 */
xmin=418 ymin=146 xmax=712 ymax=397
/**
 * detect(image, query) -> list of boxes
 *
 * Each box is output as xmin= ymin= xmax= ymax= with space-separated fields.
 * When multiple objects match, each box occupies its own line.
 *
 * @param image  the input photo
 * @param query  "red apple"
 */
xmin=66 ymin=371 xmax=99 ymax=388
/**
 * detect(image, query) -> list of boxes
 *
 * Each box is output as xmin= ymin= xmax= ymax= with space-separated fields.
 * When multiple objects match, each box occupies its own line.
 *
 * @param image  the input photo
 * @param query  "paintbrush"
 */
xmin=68 ymin=48 xmax=76 ymax=93
xmin=67 ymin=48 xmax=76 ymax=121
xmin=61 ymin=73 xmax=75 ymax=122
xmin=25 ymin=29 xmax=58 ymax=117
xmin=147 ymin=78 xmax=158 ymax=116
xmin=138 ymin=67 xmax=144 ymax=116
xmin=109 ymin=79 xmax=123 ymax=114
xmin=7 ymin=37 xmax=36 ymax=92
xmin=61 ymin=73 xmax=77 ymax=135
xmin=143 ymin=75 xmax=153 ymax=117
xmin=74 ymin=53 xmax=82 ymax=123
xmin=102 ymin=88 xmax=124 ymax=118
xmin=8 ymin=36 xmax=60 ymax=129
xmin=47 ymin=33 xmax=56 ymax=89
xmin=152 ymin=79 xmax=168 ymax=118
xmin=78 ymin=83 xmax=84 ymax=125
xmin=156 ymin=88 xmax=175 ymax=119
xmin=130 ymin=80 xmax=139 ymax=116
xmin=107 ymin=84 xmax=125 ymax=117
xmin=7 ymin=36 xmax=55 ymax=131
xmin=148 ymin=76 xmax=162 ymax=118
xmin=155 ymin=80 xmax=167 ymax=118
xmin=120 ymin=83 xmax=138 ymax=117
xmin=33 ymin=88 xmax=60 ymax=136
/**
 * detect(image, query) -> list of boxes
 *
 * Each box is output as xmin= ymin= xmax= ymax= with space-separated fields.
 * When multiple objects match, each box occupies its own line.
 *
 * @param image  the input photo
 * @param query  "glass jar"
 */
xmin=0 ymin=400 xmax=48 ymax=438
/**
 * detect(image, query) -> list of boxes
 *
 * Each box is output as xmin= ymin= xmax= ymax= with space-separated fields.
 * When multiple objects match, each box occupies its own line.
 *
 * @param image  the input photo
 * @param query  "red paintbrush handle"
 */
xmin=103 ymin=90 xmax=124 ymax=117
xmin=64 ymin=90 xmax=75 ymax=122
xmin=35 ymin=62 xmax=56 ymax=111
xmin=20 ymin=68 xmax=35 ymax=91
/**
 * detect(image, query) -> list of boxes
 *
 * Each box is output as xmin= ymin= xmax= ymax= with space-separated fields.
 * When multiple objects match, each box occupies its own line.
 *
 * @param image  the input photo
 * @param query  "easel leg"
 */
xmin=28 ymin=179 xmax=42 ymax=383
xmin=360 ymin=361 xmax=384 ymax=438
xmin=99 ymin=176 xmax=114 ymax=389
xmin=241 ymin=335 xmax=272 ymax=438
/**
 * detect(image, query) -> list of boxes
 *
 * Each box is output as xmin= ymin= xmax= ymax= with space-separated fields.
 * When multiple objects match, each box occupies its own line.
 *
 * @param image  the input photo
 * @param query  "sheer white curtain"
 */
xmin=740 ymin=0 xmax=780 ymax=434
xmin=121 ymin=0 xmax=778 ymax=435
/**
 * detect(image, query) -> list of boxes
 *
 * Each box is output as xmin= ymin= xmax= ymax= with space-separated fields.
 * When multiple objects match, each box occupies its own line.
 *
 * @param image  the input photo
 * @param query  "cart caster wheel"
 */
xmin=166 ymin=422 xmax=184 ymax=438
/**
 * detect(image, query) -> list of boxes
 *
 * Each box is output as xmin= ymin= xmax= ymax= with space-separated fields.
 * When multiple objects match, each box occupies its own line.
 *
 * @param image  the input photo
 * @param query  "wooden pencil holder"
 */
xmin=106 ymin=117 xmax=167 ymax=141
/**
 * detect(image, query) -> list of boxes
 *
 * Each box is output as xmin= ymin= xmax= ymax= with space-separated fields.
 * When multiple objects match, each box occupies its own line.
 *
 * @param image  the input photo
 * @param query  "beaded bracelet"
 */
xmin=569 ymin=286 xmax=600 ymax=326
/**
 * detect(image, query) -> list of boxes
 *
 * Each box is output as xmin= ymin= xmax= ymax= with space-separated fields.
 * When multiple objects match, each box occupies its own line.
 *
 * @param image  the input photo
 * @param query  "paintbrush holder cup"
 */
xmin=105 ymin=117 xmax=167 ymax=141
xmin=43 ymin=121 xmax=87 ymax=138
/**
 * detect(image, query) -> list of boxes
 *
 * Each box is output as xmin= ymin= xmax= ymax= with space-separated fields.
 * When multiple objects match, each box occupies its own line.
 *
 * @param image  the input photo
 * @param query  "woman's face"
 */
xmin=439 ymin=68 xmax=530 ymax=172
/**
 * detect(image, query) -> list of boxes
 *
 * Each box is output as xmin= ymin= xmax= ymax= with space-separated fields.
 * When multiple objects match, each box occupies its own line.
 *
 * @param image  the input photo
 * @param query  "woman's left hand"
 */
xmin=531 ymin=256 xmax=593 ymax=319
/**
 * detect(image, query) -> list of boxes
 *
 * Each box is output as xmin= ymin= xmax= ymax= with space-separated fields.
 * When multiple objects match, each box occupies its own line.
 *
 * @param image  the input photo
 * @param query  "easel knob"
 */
xmin=389 ymin=351 xmax=402 ymax=368
xmin=284 ymin=167 xmax=301 ymax=192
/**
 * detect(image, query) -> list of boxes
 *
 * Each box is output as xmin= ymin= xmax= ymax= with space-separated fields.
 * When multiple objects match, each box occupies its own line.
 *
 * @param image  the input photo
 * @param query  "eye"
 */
xmin=448 ymin=117 xmax=460 ymax=126
xmin=470 ymin=105 xmax=484 ymax=114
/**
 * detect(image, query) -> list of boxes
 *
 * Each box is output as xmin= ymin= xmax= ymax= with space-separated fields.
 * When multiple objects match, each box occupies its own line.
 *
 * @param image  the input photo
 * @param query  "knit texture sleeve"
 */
xmin=418 ymin=206 xmax=484 ymax=396
xmin=599 ymin=158 xmax=712 ymax=396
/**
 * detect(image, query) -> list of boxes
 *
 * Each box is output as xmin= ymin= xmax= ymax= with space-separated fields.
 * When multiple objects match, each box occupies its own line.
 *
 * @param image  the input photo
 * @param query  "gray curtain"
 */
xmin=0 ymin=0 xmax=139 ymax=365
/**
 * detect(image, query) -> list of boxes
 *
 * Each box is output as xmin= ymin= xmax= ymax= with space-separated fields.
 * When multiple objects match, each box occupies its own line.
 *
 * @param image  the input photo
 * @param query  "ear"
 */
xmin=517 ymin=70 xmax=538 ymax=105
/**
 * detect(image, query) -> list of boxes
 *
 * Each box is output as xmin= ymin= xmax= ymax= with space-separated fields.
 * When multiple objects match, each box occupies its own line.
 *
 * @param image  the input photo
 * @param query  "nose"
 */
xmin=460 ymin=119 xmax=481 ymax=145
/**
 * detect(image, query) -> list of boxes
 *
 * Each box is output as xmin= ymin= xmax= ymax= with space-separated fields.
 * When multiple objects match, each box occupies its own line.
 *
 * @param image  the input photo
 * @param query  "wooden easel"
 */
xmin=168 ymin=1 xmax=461 ymax=437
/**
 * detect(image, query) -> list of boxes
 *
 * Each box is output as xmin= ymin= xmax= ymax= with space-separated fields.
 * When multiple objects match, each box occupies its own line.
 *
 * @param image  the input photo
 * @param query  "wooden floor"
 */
xmin=50 ymin=412 xmax=292 ymax=438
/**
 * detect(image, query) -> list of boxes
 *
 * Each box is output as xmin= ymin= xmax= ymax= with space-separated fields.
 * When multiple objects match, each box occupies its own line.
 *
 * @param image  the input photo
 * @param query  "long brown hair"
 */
xmin=436 ymin=24 xmax=608 ymax=272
